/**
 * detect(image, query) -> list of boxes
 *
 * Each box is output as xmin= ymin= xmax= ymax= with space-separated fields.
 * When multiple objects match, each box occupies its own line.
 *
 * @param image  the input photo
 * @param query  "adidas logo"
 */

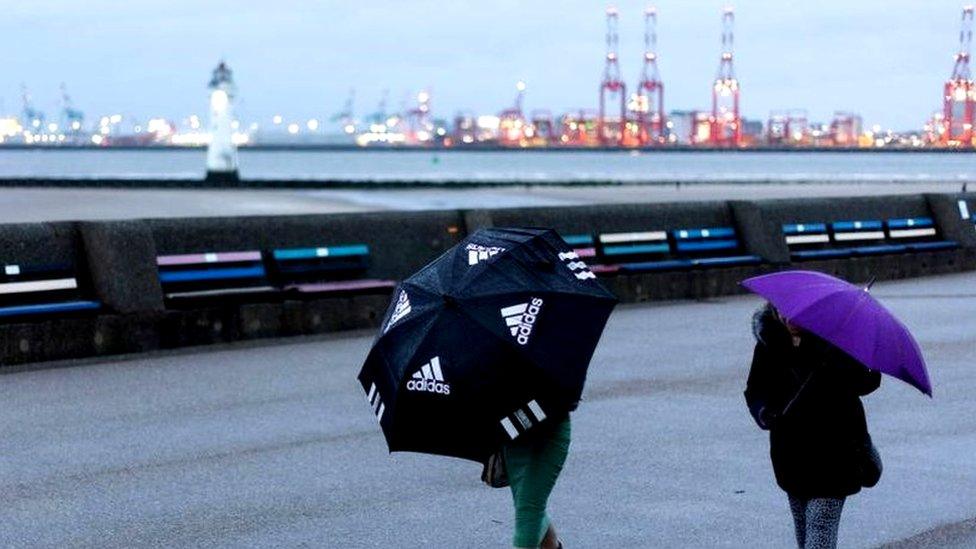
xmin=383 ymin=290 xmax=411 ymax=333
xmin=467 ymin=243 xmax=505 ymax=266
xmin=406 ymin=356 xmax=451 ymax=395
xmin=500 ymin=297 xmax=544 ymax=345
xmin=559 ymin=251 xmax=596 ymax=280
xmin=365 ymin=382 xmax=385 ymax=422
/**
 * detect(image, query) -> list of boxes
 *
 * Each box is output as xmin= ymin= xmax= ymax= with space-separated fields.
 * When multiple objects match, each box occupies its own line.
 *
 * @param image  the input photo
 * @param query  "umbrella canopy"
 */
xmin=358 ymin=227 xmax=617 ymax=462
xmin=741 ymin=270 xmax=931 ymax=396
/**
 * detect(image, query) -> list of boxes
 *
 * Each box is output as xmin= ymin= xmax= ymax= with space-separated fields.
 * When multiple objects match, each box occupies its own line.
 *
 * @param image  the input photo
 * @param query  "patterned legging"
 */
xmin=788 ymin=494 xmax=846 ymax=549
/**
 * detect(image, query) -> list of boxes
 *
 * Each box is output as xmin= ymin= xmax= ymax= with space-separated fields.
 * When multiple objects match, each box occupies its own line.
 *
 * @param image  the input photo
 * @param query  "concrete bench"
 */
xmin=271 ymin=244 xmax=395 ymax=296
xmin=787 ymin=217 xmax=957 ymax=260
xmin=595 ymin=230 xmax=671 ymax=273
xmin=670 ymin=227 xmax=761 ymax=268
xmin=156 ymin=250 xmax=275 ymax=303
xmin=0 ymin=263 xmax=100 ymax=319
xmin=886 ymin=217 xmax=957 ymax=252
xmin=558 ymin=226 xmax=762 ymax=275
xmin=784 ymin=223 xmax=851 ymax=260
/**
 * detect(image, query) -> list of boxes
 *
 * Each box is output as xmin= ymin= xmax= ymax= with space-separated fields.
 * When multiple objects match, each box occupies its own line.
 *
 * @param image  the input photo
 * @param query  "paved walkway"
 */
xmin=1 ymin=272 xmax=974 ymax=547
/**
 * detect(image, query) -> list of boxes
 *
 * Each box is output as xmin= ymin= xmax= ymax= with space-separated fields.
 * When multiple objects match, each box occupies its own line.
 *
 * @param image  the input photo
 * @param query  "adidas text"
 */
xmin=501 ymin=297 xmax=544 ymax=345
xmin=407 ymin=356 xmax=451 ymax=395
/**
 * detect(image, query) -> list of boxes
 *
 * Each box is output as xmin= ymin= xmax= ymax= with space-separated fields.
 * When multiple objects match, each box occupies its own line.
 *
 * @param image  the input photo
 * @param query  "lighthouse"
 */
xmin=205 ymin=61 xmax=239 ymax=183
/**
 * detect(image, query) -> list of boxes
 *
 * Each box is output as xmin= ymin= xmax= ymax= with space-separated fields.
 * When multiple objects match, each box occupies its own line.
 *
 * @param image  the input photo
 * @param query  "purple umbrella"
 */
xmin=741 ymin=270 xmax=932 ymax=396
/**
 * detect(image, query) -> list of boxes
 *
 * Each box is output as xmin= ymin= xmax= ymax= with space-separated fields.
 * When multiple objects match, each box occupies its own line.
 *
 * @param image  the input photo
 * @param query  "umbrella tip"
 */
xmin=864 ymin=276 xmax=877 ymax=292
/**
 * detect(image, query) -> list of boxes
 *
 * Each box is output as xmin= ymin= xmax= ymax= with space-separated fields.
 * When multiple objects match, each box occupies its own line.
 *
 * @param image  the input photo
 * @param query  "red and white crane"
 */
xmin=635 ymin=6 xmax=665 ymax=145
xmin=943 ymin=5 xmax=975 ymax=146
xmin=710 ymin=7 xmax=740 ymax=147
xmin=598 ymin=6 xmax=627 ymax=146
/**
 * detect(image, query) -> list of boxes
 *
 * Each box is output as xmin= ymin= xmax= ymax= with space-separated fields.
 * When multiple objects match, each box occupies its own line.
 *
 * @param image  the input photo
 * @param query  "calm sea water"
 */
xmin=0 ymin=149 xmax=974 ymax=182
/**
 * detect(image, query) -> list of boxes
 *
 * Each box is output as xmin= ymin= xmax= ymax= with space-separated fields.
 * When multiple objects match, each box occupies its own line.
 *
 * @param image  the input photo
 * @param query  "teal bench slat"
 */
xmin=618 ymin=259 xmax=692 ymax=272
xmin=674 ymin=227 xmax=736 ymax=239
xmin=783 ymin=223 xmax=828 ymax=234
xmin=159 ymin=266 xmax=266 ymax=283
xmin=888 ymin=217 xmax=934 ymax=229
xmin=561 ymin=234 xmax=594 ymax=246
xmin=0 ymin=300 xmax=100 ymax=318
xmin=675 ymin=239 xmax=739 ymax=252
xmin=833 ymin=220 xmax=882 ymax=231
xmin=602 ymin=243 xmax=670 ymax=256
xmin=691 ymin=255 xmax=762 ymax=267
xmin=273 ymin=245 xmax=370 ymax=260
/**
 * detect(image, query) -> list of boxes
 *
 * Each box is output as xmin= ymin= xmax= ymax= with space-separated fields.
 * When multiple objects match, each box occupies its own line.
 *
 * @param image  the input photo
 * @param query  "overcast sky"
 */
xmin=3 ymin=1 xmax=969 ymax=130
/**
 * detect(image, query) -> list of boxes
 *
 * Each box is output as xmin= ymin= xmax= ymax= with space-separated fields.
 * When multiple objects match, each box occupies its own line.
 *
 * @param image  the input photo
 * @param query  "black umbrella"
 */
xmin=358 ymin=227 xmax=617 ymax=462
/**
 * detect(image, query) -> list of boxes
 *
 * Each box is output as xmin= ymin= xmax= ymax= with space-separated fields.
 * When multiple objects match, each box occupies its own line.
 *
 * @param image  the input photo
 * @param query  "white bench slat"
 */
xmin=889 ymin=228 xmax=937 ymax=239
xmin=834 ymin=231 xmax=885 ymax=242
xmin=599 ymin=231 xmax=667 ymax=244
xmin=0 ymin=277 xmax=78 ymax=295
xmin=786 ymin=234 xmax=830 ymax=245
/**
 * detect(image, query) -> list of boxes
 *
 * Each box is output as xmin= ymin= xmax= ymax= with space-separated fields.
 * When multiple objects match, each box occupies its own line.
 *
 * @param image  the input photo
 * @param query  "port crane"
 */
xmin=20 ymin=84 xmax=45 ymax=132
xmin=710 ymin=7 xmax=740 ymax=147
xmin=634 ymin=6 xmax=665 ymax=145
xmin=60 ymin=83 xmax=85 ymax=133
xmin=943 ymin=5 xmax=975 ymax=146
xmin=598 ymin=6 xmax=627 ymax=146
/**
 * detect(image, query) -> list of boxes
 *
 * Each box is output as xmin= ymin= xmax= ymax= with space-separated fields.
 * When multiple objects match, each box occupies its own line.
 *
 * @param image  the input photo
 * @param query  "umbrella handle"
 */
xmin=780 ymin=372 xmax=814 ymax=417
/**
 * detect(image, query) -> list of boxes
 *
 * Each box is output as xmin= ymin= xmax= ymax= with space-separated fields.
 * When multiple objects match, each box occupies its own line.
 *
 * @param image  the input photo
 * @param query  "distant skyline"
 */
xmin=4 ymin=1 xmax=971 ymax=131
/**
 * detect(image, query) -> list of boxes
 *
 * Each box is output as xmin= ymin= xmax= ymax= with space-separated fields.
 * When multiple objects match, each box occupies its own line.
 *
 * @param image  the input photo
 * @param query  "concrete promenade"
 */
xmin=0 ymin=272 xmax=974 ymax=547
xmin=1 ymin=181 xmax=970 ymax=222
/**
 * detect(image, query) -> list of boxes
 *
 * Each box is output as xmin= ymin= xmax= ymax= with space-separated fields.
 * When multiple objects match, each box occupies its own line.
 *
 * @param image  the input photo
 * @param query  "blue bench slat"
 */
xmin=833 ymin=220 xmax=882 ymax=231
xmin=159 ymin=266 xmax=266 ymax=283
xmin=887 ymin=217 xmax=934 ymax=229
xmin=602 ymin=243 xmax=670 ymax=256
xmin=618 ymin=259 xmax=693 ymax=272
xmin=691 ymin=255 xmax=762 ymax=267
xmin=783 ymin=223 xmax=828 ymax=234
xmin=675 ymin=239 xmax=739 ymax=252
xmin=907 ymin=240 xmax=958 ymax=251
xmin=273 ymin=245 xmax=370 ymax=260
xmin=852 ymin=244 xmax=908 ymax=256
xmin=791 ymin=248 xmax=853 ymax=259
xmin=674 ymin=227 xmax=736 ymax=240
xmin=561 ymin=234 xmax=594 ymax=246
xmin=0 ymin=300 xmax=100 ymax=318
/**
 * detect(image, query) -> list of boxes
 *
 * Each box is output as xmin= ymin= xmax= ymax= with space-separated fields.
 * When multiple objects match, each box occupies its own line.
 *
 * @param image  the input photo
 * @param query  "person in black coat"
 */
xmin=744 ymin=304 xmax=881 ymax=549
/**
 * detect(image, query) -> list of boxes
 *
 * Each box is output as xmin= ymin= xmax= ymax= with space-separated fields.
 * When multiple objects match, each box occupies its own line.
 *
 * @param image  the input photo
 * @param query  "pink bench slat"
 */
xmin=157 ymin=251 xmax=262 ymax=266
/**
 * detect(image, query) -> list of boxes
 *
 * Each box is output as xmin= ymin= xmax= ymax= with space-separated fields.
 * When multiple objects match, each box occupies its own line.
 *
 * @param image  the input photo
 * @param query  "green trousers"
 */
xmin=503 ymin=417 xmax=571 ymax=548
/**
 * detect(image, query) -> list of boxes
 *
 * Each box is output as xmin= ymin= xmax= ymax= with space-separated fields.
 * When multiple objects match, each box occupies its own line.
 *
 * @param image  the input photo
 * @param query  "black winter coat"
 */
xmin=744 ymin=306 xmax=881 ymax=499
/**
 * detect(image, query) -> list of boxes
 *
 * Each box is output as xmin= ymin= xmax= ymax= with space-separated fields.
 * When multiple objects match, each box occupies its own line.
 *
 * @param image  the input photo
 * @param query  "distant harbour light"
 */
xmin=307 ymin=118 xmax=319 ymax=131
xmin=273 ymin=115 xmax=283 ymax=124
xmin=287 ymin=123 xmax=300 ymax=134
